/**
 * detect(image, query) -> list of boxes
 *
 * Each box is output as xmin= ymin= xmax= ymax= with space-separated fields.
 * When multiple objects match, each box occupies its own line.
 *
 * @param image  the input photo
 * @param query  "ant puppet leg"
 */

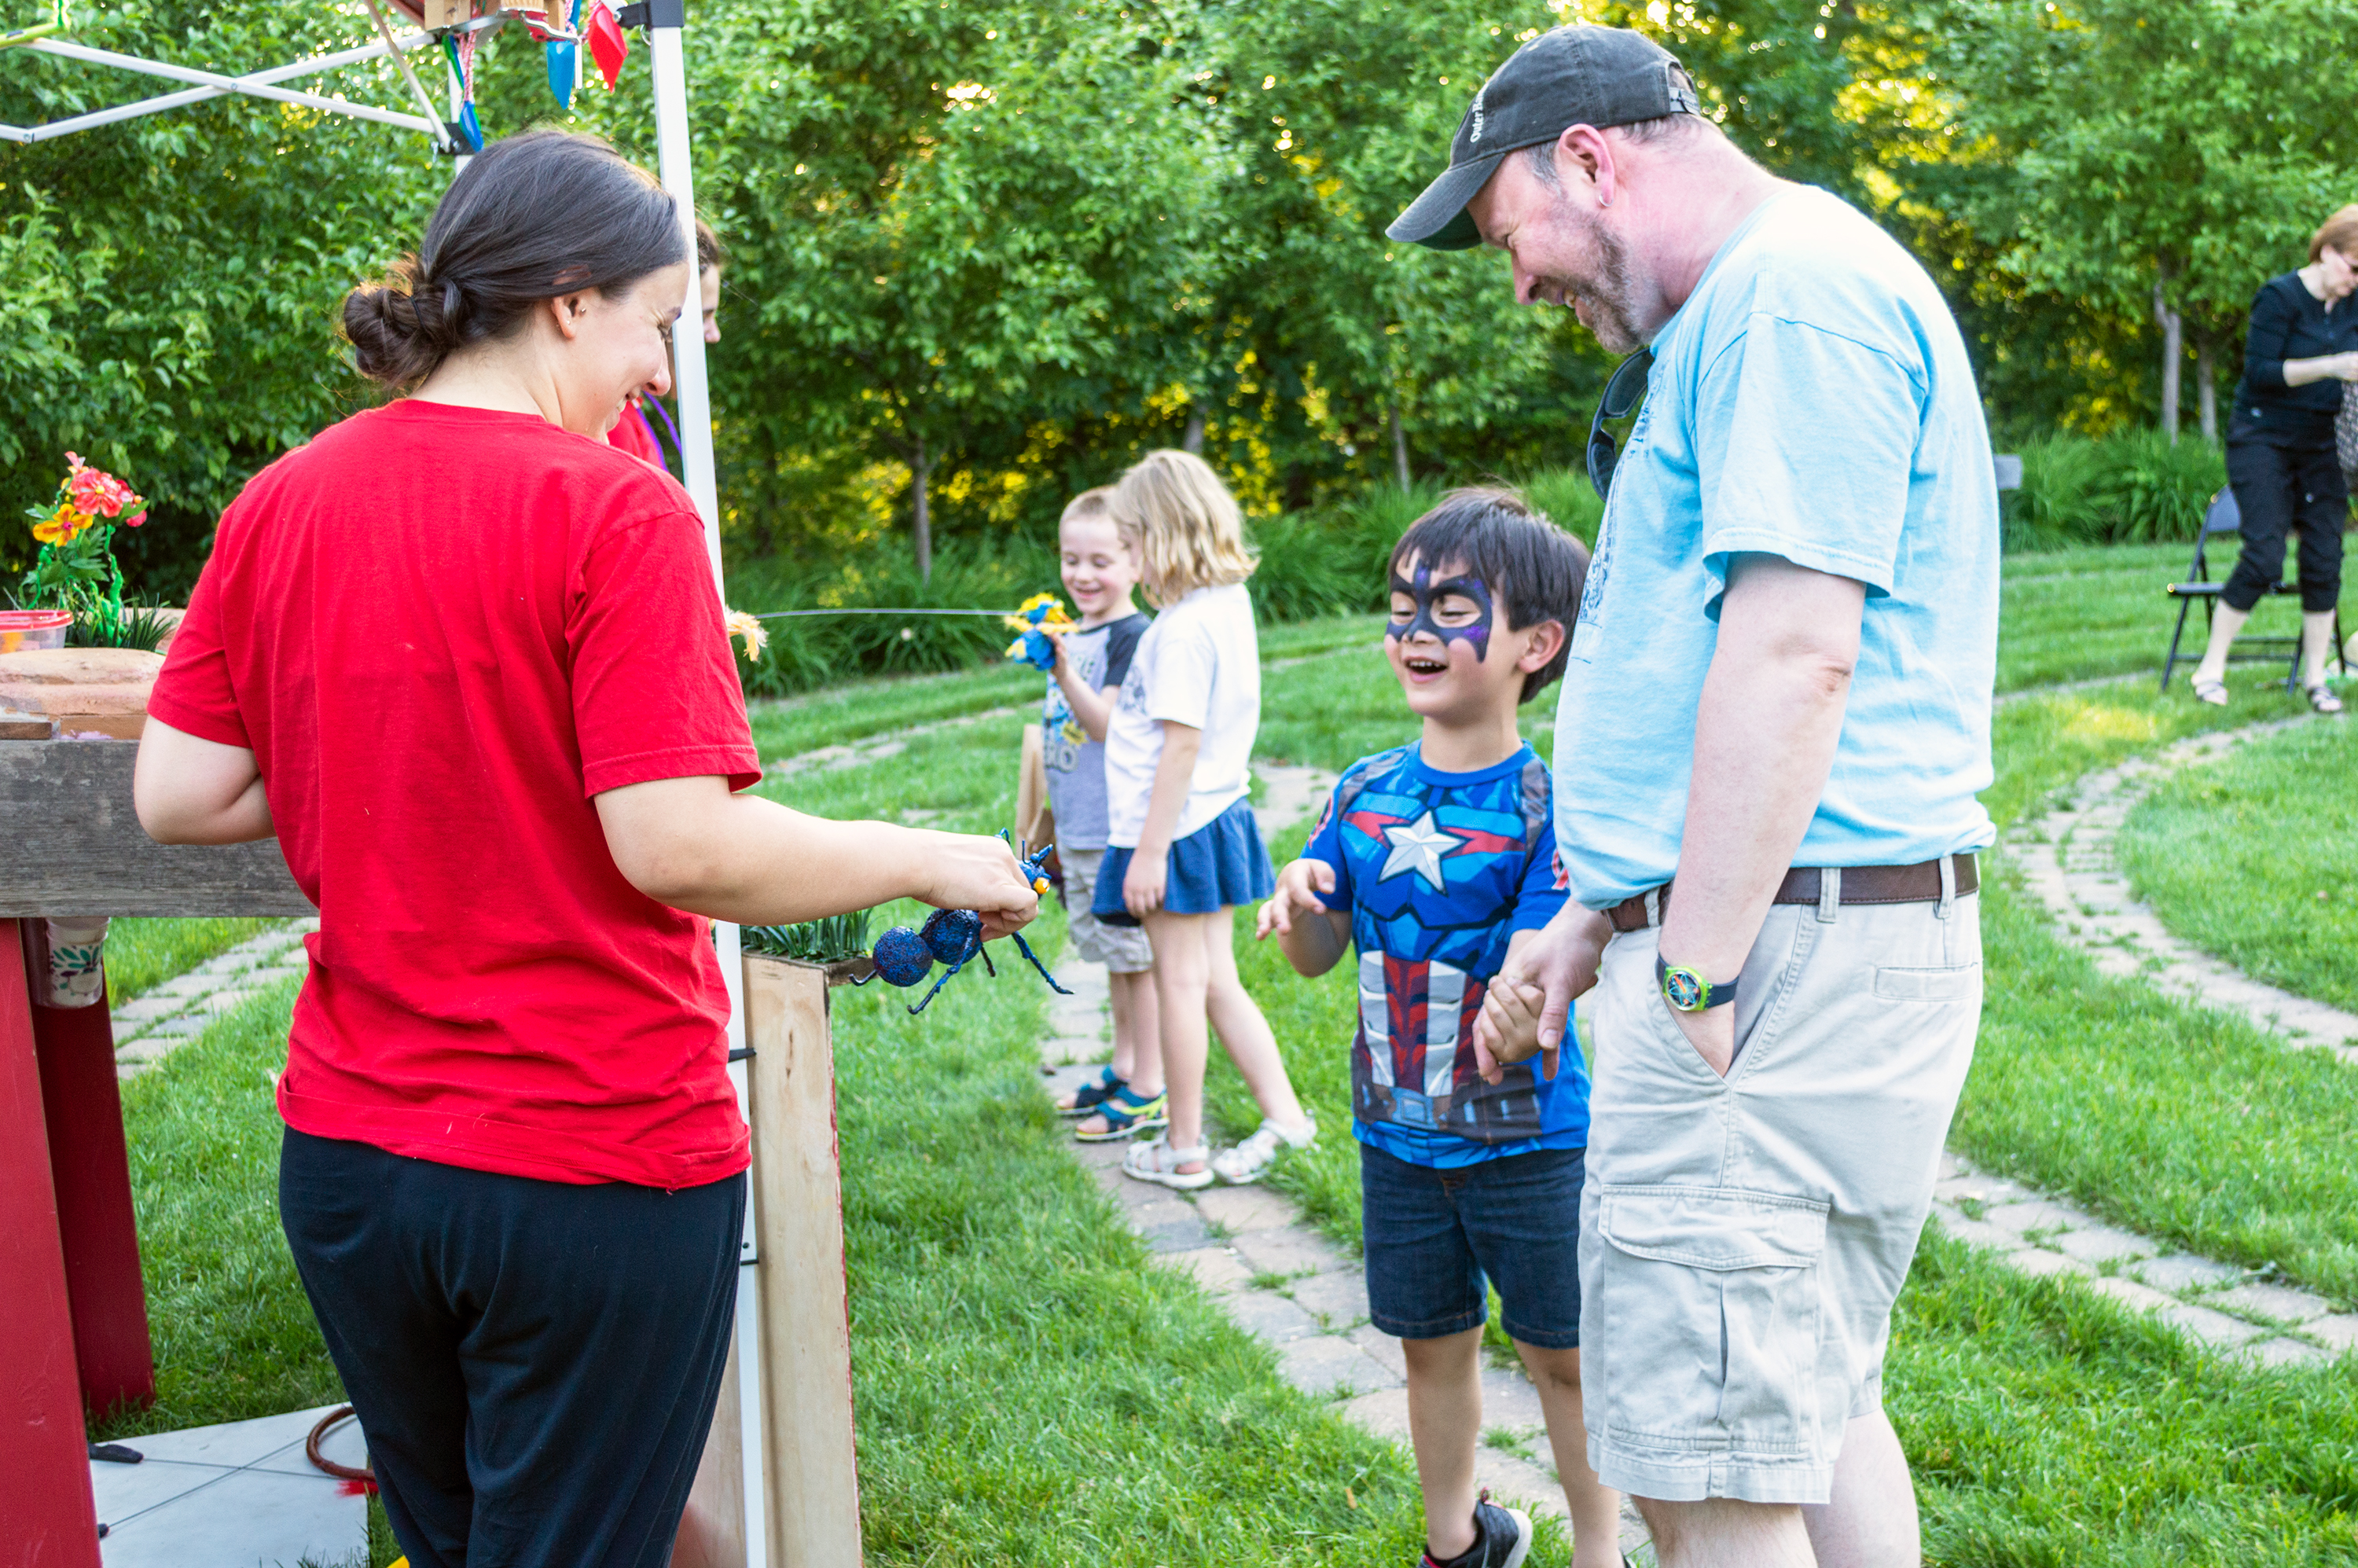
xmin=905 ymin=957 xmax=967 ymax=1015
xmin=1011 ymin=932 xmax=1074 ymax=995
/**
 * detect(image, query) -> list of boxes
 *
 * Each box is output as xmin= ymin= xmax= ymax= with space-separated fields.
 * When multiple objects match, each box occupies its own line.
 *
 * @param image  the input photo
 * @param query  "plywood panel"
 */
xmin=742 ymin=955 xmax=863 ymax=1566
xmin=0 ymin=741 xmax=309 ymax=917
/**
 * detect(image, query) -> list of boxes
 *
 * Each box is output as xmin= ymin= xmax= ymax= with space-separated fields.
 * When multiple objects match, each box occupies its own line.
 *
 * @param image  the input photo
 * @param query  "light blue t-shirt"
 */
xmin=1554 ymin=186 xmax=1999 ymax=908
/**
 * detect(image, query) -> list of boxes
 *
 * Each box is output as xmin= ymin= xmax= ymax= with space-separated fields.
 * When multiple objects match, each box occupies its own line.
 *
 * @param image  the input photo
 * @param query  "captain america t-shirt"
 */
xmin=1302 ymin=741 xmax=1589 ymax=1168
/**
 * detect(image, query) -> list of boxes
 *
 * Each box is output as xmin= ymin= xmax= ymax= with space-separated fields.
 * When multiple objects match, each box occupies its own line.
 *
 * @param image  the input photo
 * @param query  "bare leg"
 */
xmin=1402 ymin=1327 xmax=1485 ymax=1561
xmin=1196 ymin=905 xmax=1309 ymax=1131
xmin=1514 ymin=1343 xmax=1622 ymax=1568
xmin=1141 ymin=908 xmax=1214 ymax=1173
xmin=1800 ymin=1412 xmax=1919 ymax=1568
xmin=2190 ymin=603 xmax=2251 ymax=688
xmin=1636 ymin=1498 xmax=1814 ymax=1568
xmin=1107 ymin=967 xmax=1159 ymax=1084
xmin=2302 ymin=608 xmax=2339 ymax=689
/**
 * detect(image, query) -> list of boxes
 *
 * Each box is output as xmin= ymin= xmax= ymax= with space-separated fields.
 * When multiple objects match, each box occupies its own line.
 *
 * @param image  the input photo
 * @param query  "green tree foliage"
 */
xmin=0 ymin=0 xmax=443 ymax=594
xmin=1930 ymin=0 xmax=2358 ymax=442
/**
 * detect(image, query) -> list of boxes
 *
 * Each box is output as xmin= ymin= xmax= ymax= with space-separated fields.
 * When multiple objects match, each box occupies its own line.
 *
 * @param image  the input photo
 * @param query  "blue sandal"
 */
xmin=1073 ymin=1084 xmax=1168 ymax=1143
xmin=1056 ymin=1066 xmax=1122 ymax=1118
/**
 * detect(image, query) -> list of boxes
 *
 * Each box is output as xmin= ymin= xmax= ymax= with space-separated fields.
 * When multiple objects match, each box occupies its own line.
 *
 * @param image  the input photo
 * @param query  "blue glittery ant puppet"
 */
xmin=1003 ymin=593 xmax=1080 ymax=672
xmin=854 ymin=834 xmax=1074 ymax=1014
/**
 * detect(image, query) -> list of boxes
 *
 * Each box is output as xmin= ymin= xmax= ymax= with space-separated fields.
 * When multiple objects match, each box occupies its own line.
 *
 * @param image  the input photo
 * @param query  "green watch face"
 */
xmin=1661 ymin=964 xmax=1709 ymax=1011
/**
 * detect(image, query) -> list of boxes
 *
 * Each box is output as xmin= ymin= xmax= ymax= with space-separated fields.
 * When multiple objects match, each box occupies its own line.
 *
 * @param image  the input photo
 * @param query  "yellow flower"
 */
xmin=31 ymin=505 xmax=90 ymax=545
xmin=723 ymin=608 xmax=768 ymax=663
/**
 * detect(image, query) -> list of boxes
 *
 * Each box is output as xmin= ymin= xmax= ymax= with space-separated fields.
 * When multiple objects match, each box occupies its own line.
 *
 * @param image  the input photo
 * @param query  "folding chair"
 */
xmin=2159 ymin=487 xmax=2345 ymax=693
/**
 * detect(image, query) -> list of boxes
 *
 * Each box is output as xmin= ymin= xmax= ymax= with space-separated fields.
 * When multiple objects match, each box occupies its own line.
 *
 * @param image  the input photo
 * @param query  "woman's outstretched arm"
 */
xmin=595 ymin=774 xmax=1038 ymax=933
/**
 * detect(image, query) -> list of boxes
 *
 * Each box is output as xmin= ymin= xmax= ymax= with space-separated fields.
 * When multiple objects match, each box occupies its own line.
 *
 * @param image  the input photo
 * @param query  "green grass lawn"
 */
xmin=1994 ymin=542 xmax=2326 ymax=694
xmin=2117 ymin=716 xmax=2358 ymax=1012
xmin=104 ymin=916 xmax=285 ymax=1008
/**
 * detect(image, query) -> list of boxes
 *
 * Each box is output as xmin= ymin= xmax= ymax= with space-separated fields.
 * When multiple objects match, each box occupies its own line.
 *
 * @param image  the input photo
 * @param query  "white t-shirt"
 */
xmin=1103 ymin=582 xmax=1260 ymax=848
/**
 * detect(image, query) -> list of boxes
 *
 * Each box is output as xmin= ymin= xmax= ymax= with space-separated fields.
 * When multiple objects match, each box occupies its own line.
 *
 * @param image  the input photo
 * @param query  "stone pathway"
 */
xmin=2013 ymin=715 xmax=2358 ymax=1063
xmin=1956 ymin=707 xmax=2358 ymax=1364
xmin=1039 ymin=958 xmax=1655 ymax=1561
xmin=108 ymin=920 xmax=314 ymax=1080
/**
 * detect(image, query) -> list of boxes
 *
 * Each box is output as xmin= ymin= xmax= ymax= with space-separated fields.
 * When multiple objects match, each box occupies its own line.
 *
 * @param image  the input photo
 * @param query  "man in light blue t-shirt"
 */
xmin=1389 ymin=24 xmax=1996 ymax=1568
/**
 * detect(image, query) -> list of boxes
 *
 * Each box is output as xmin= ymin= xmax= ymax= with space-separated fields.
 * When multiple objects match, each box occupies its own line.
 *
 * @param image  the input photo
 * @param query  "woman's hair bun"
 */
xmin=338 ymin=130 xmax=684 ymax=395
xmin=343 ymin=255 xmax=464 ymax=391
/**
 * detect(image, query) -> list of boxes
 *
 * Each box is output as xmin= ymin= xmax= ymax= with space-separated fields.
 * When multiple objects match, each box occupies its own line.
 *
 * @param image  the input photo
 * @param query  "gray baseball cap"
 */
xmin=1388 ymin=26 xmax=1701 ymax=252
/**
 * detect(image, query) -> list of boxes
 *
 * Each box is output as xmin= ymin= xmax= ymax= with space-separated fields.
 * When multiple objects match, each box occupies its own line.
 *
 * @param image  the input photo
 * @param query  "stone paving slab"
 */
xmin=2210 ymin=1280 xmax=2335 ymax=1325
xmin=109 ymin=919 xmax=315 ymax=1079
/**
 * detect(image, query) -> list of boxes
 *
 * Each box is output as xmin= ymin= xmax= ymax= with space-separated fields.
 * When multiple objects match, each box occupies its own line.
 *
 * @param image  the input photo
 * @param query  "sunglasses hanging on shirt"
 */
xmin=1586 ymin=347 xmax=1654 ymax=501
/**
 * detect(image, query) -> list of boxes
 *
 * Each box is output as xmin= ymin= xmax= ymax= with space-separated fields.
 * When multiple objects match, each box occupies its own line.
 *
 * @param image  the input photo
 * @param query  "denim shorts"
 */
xmin=1092 ymin=796 xmax=1276 ymax=928
xmin=1360 ymin=1140 xmax=1587 ymax=1350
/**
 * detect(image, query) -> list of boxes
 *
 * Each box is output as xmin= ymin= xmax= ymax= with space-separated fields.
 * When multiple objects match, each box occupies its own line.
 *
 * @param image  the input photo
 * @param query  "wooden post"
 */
xmin=0 ymin=919 xmax=105 ymax=1566
xmin=741 ymin=954 xmax=862 ymax=1566
xmin=28 ymin=972 xmax=155 ymax=1413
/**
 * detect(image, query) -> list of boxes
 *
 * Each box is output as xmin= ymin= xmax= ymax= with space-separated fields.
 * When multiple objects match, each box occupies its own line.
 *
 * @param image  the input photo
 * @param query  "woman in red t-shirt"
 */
xmin=134 ymin=131 xmax=1035 ymax=1568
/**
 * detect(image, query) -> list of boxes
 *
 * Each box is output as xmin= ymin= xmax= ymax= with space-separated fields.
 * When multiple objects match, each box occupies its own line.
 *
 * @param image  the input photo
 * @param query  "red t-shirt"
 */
xmin=149 ymin=399 xmax=759 ymax=1189
xmin=607 ymin=398 xmax=664 ymax=466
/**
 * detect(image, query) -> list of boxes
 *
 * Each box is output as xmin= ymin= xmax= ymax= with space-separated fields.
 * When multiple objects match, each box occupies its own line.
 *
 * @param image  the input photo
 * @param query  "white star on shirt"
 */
xmin=1379 ymin=811 xmax=1460 ymax=890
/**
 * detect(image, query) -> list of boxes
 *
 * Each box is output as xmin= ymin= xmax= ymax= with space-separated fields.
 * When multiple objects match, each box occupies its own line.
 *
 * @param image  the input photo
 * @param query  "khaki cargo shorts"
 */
xmin=1057 ymin=848 xmax=1154 ymax=974
xmin=1581 ymin=881 xmax=1981 ymax=1505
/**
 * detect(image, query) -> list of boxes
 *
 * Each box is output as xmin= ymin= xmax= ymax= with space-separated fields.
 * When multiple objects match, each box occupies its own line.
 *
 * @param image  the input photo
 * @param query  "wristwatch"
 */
xmin=1657 ymin=953 xmax=1739 ymax=1012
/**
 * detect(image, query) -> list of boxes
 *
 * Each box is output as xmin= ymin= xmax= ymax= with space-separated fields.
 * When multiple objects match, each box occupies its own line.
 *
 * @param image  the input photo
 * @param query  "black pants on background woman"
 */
xmin=2193 ymin=205 xmax=2358 ymax=712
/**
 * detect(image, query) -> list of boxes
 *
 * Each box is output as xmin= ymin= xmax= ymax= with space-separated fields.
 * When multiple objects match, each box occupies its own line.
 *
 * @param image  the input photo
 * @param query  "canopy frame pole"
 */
xmin=1 ymin=34 xmax=439 ymax=143
xmin=646 ymin=11 xmax=771 ymax=1566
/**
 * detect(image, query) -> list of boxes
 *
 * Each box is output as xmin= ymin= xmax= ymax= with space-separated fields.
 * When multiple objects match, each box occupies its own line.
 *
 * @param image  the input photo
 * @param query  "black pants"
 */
xmin=2224 ymin=438 xmax=2346 ymax=613
xmin=280 ymin=1129 xmax=744 ymax=1568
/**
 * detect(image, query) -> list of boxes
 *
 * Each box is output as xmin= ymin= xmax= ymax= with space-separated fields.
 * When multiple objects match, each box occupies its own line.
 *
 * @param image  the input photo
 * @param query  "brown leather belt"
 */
xmin=1606 ymin=855 xmax=1978 ymax=934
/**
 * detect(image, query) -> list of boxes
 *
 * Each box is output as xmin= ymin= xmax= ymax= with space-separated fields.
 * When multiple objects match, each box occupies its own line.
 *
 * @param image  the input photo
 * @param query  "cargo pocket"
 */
xmin=1595 ymin=1185 xmax=1827 ymax=1454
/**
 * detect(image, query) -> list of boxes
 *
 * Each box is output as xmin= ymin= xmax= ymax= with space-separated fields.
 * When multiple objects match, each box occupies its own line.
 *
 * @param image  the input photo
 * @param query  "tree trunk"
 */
xmin=2195 ymin=332 xmax=2219 ymax=444
xmin=1181 ymin=409 xmax=1206 ymax=454
xmin=1389 ymin=398 xmax=1410 ymax=489
xmin=2154 ymin=274 xmax=2183 ymax=445
xmin=910 ymin=434 xmax=933 ymax=582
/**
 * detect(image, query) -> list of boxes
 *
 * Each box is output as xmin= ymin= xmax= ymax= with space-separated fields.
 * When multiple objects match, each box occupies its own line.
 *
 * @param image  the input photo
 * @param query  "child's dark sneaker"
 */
xmin=1420 ymin=1490 xmax=1531 ymax=1568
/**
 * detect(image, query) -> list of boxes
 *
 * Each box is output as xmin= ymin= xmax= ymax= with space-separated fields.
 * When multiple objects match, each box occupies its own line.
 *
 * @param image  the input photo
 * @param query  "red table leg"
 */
xmin=31 ymin=966 xmax=156 ymax=1414
xmin=0 ymin=918 xmax=105 ymax=1566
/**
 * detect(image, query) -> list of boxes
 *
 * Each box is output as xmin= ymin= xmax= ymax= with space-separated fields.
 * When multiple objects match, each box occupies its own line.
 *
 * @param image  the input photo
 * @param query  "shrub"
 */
xmin=727 ymin=538 xmax=1054 ymax=698
xmin=2007 ymin=431 xmax=2228 ymax=549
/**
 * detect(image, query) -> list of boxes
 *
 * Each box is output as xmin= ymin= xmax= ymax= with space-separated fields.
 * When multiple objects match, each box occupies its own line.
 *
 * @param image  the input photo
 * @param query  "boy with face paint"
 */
xmin=1255 ymin=489 xmax=1617 ymax=1568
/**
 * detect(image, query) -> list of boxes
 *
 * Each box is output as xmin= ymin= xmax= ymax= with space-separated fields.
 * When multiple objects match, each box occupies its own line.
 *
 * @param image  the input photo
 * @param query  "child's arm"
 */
xmin=1254 ymin=857 xmax=1352 ymax=976
xmin=1048 ymin=635 xmax=1118 ymax=743
xmin=1120 ymin=719 xmax=1198 ymax=918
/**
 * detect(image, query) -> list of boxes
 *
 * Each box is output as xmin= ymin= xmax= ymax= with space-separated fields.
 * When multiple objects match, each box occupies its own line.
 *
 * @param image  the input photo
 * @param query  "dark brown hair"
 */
xmin=1390 ymin=486 xmax=1592 ymax=703
xmin=343 ymin=130 xmax=686 ymax=390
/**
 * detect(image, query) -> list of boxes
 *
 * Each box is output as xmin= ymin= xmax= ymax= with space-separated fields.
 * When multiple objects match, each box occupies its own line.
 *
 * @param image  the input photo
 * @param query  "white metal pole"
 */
xmin=648 ymin=13 xmax=767 ymax=1566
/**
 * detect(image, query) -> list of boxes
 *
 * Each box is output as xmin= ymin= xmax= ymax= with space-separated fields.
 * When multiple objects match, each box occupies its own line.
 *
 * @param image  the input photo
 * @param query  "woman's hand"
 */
xmin=919 ymin=830 xmax=1040 ymax=939
xmin=1122 ymin=844 xmax=1168 ymax=920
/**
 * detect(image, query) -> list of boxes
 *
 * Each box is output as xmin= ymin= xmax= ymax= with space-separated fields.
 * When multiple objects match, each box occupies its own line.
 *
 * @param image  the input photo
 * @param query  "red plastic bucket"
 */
xmin=0 ymin=609 xmax=70 ymax=654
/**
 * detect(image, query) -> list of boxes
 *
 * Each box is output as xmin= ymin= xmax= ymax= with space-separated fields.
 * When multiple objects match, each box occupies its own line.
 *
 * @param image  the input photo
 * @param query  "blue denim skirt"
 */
xmin=1092 ymin=796 xmax=1276 ymax=927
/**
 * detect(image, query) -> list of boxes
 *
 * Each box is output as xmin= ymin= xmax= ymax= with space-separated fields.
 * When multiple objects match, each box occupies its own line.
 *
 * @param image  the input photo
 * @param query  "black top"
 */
xmin=2231 ymin=272 xmax=2358 ymax=448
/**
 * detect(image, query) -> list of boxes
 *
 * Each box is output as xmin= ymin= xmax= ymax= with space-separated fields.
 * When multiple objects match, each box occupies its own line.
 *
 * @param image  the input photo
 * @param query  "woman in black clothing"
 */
xmin=2191 ymin=206 xmax=2358 ymax=711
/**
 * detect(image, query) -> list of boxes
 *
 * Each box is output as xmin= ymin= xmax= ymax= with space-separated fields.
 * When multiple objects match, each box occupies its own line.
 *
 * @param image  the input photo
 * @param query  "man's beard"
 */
xmin=1535 ymin=215 xmax=1647 ymax=355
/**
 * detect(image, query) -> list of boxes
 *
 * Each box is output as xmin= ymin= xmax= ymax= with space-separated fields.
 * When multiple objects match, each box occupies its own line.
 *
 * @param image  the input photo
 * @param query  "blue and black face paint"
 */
xmin=1387 ymin=563 xmax=1495 ymax=660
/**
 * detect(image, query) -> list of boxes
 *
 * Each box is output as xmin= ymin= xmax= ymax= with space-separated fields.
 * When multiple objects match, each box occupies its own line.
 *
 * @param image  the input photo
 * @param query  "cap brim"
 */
xmin=1387 ymin=151 xmax=1508 ymax=251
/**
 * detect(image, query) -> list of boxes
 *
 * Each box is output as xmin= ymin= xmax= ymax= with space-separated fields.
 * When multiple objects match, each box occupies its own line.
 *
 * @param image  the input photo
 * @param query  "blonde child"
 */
xmin=1038 ymin=489 xmax=1166 ymax=1141
xmin=1093 ymin=450 xmax=1317 ymax=1188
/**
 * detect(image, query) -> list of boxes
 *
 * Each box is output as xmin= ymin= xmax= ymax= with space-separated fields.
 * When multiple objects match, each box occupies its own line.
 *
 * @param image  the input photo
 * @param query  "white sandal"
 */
xmin=2190 ymin=674 xmax=2228 ymax=707
xmin=1209 ymin=1117 xmax=1318 ymax=1185
xmin=1123 ymin=1133 xmax=1212 ymax=1191
xmin=2308 ymin=681 xmax=2345 ymax=714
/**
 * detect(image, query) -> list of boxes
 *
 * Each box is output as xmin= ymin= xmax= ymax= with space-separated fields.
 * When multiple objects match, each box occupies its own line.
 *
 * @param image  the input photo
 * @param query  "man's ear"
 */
xmin=1515 ymin=619 xmax=1567 ymax=672
xmin=1559 ymin=123 xmax=1618 ymax=207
